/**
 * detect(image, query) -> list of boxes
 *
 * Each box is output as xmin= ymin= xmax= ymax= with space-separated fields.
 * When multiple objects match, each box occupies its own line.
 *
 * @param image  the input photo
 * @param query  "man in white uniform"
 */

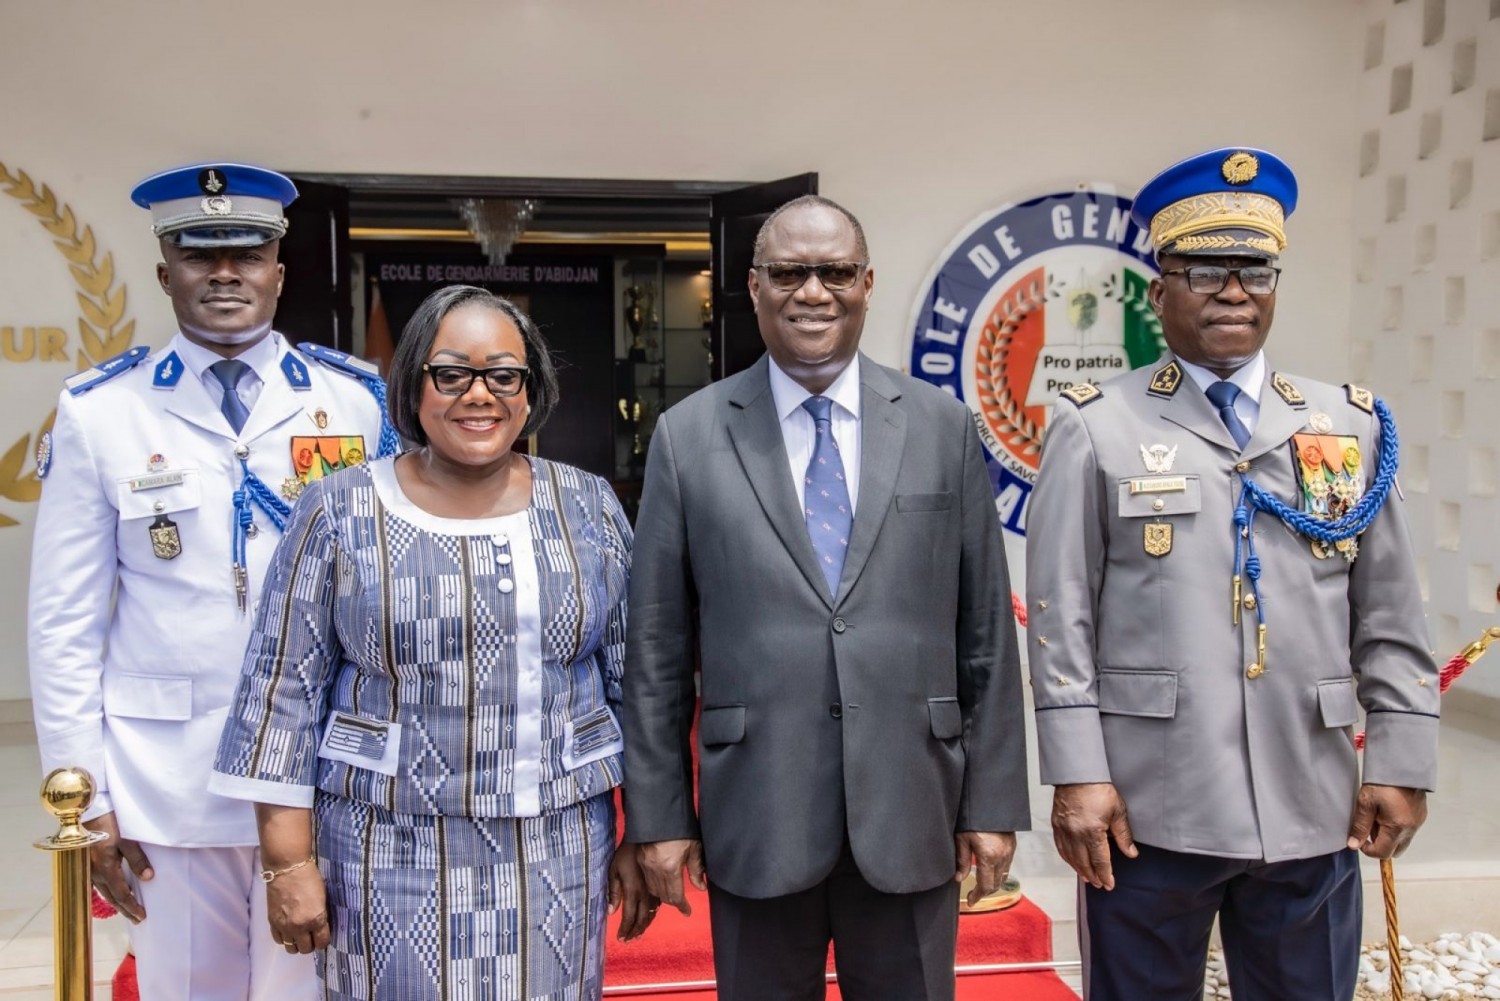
xmin=28 ymin=163 xmax=394 ymax=1000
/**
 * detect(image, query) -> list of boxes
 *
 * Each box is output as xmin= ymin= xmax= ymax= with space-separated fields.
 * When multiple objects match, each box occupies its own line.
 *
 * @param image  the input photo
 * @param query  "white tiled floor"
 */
xmin=1 ymin=704 xmax=1496 ymax=997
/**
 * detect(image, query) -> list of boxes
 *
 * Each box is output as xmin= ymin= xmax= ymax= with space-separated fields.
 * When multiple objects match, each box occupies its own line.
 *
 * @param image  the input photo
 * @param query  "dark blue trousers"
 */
xmin=1081 ymin=842 xmax=1361 ymax=1001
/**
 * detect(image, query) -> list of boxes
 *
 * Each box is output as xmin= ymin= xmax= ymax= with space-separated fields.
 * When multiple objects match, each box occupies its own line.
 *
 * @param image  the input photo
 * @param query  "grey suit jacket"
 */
xmin=1026 ymin=356 xmax=1438 ymax=862
xmin=623 ymin=354 xmax=1030 ymax=898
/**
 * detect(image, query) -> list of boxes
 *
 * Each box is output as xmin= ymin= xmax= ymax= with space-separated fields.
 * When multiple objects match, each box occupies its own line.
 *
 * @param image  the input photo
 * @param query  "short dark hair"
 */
xmin=751 ymin=194 xmax=869 ymax=264
xmin=386 ymin=285 xmax=559 ymax=446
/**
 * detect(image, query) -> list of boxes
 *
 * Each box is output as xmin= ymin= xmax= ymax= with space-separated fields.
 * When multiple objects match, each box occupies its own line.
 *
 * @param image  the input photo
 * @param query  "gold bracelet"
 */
xmin=259 ymin=856 xmax=316 ymax=884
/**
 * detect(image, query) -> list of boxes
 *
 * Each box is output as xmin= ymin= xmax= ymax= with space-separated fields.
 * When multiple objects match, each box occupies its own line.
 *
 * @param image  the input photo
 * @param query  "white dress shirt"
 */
xmin=1179 ymin=351 xmax=1266 ymax=437
xmin=767 ymin=355 xmax=862 ymax=515
xmin=174 ymin=330 xmax=279 ymax=414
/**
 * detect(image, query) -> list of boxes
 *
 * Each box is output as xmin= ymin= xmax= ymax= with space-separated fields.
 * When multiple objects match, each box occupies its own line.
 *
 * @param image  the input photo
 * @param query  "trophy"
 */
xmin=624 ymin=284 xmax=656 ymax=362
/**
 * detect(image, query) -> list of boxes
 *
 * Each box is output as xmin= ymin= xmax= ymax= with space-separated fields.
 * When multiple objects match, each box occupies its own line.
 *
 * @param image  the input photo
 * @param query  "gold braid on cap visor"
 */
xmin=1149 ymin=191 xmax=1286 ymax=256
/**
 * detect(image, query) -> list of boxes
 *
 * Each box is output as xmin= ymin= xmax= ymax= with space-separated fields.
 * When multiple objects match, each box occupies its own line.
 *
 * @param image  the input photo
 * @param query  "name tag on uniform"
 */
xmin=563 ymin=705 xmax=624 ymax=770
xmin=1129 ymin=476 xmax=1188 ymax=495
xmin=129 ymin=471 xmax=187 ymax=491
xmin=317 ymin=711 xmax=401 ymax=776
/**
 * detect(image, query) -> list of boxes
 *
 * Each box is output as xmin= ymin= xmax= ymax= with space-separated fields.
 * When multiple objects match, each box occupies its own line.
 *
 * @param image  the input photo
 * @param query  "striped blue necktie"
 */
xmin=801 ymin=395 xmax=852 ymax=598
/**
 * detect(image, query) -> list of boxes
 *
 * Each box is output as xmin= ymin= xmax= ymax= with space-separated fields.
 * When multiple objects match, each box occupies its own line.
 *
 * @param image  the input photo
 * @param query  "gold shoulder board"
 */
xmin=1147 ymin=361 xmax=1183 ymax=398
xmin=1060 ymin=383 xmax=1102 ymax=407
xmin=1271 ymin=372 xmax=1305 ymax=407
xmin=1345 ymin=384 xmax=1374 ymax=413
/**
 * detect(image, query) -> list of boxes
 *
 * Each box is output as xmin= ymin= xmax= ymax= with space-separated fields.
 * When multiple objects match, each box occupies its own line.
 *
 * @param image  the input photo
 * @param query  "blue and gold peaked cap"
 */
xmin=1131 ymin=147 xmax=1298 ymax=260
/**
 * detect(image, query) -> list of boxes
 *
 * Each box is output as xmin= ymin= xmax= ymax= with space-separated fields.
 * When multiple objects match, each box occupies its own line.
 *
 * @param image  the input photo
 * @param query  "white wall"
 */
xmin=0 ymin=0 xmax=1364 ymax=699
xmin=1353 ymin=0 xmax=1500 ymax=699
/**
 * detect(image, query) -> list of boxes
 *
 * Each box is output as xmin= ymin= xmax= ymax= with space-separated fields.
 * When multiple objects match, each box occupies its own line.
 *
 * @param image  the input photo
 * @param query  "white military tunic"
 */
xmin=28 ymin=331 xmax=386 ymax=847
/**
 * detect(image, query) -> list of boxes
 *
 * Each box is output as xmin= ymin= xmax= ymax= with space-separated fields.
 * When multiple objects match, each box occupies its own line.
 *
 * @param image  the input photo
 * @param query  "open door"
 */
xmin=709 ymin=173 xmax=818 ymax=381
xmin=276 ymin=178 xmax=352 ymax=351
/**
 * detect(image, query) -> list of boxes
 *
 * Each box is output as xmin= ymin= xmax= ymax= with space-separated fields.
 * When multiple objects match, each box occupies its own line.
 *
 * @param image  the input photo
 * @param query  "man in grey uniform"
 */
xmin=1026 ymin=147 xmax=1437 ymax=1000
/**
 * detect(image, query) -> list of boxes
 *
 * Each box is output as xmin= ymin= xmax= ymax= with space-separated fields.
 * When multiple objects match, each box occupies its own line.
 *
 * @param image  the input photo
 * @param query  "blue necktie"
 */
xmin=1206 ymin=380 xmax=1250 ymax=450
xmin=211 ymin=359 xmax=250 ymax=434
xmin=801 ymin=396 xmax=853 ymax=598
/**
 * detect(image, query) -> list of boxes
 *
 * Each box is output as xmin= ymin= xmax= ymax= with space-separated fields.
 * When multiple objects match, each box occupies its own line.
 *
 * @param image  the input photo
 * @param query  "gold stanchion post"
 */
xmin=34 ymin=767 xmax=108 ymax=1001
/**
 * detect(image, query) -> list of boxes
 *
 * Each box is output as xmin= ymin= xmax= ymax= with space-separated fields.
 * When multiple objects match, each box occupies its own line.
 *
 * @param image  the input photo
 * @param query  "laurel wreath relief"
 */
xmin=0 ymin=160 xmax=135 ymax=527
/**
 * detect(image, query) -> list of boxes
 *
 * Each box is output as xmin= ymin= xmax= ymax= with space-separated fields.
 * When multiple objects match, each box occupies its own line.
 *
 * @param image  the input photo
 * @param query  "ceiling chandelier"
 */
xmin=454 ymin=197 xmax=539 ymax=265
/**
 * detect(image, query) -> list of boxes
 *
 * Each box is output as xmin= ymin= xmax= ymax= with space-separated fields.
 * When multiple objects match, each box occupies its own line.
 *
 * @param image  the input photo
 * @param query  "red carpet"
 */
xmin=603 ymin=882 xmax=1078 ymax=999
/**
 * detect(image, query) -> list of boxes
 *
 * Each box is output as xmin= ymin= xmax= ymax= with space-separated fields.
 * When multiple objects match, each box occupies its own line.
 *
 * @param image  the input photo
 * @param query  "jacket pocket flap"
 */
xmin=115 ymin=471 xmax=203 ymax=520
xmin=896 ymin=492 xmax=954 ymax=512
xmin=1098 ymin=670 xmax=1178 ymax=718
xmin=699 ymin=705 xmax=746 ymax=746
xmin=1316 ymin=679 xmax=1359 ymax=728
xmin=928 ymin=697 xmax=963 ymax=739
xmin=104 ymin=673 xmax=193 ymax=721
xmin=1117 ymin=476 xmax=1201 ymax=519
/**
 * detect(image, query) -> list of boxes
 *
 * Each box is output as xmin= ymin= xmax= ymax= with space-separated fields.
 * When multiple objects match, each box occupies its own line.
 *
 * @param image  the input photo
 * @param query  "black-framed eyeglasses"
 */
xmin=1159 ymin=265 xmax=1281 ymax=295
xmin=755 ymin=261 xmax=868 ymax=292
xmin=421 ymin=363 xmax=529 ymax=398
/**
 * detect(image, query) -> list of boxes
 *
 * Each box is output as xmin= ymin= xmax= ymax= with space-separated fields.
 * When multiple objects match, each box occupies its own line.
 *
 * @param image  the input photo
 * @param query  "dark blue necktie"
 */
xmin=801 ymin=396 xmax=852 ymax=598
xmin=211 ymin=359 xmax=251 ymax=434
xmin=1206 ymin=380 xmax=1250 ymax=450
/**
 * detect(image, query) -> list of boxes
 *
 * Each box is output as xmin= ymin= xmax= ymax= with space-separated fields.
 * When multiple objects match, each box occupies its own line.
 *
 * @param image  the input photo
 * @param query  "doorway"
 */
xmin=274 ymin=172 xmax=817 ymax=511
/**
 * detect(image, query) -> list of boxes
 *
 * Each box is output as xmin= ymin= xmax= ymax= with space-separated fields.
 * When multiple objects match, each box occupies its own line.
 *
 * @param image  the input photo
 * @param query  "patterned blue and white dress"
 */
xmin=211 ymin=456 xmax=630 ymax=1000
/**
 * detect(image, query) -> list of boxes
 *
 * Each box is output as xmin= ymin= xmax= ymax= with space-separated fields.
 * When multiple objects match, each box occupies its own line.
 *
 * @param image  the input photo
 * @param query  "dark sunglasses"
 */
xmin=1159 ymin=265 xmax=1281 ymax=295
xmin=422 ymin=363 xmax=529 ymax=398
xmin=756 ymin=261 xmax=868 ymax=292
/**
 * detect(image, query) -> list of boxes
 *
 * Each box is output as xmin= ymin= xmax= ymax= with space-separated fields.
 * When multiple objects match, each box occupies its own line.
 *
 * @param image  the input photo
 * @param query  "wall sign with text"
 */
xmin=905 ymin=187 xmax=1164 ymax=540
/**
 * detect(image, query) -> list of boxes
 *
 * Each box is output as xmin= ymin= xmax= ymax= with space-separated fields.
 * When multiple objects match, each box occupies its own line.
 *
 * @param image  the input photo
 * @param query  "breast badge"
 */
xmin=149 ymin=515 xmax=182 ymax=560
xmin=1292 ymin=432 xmax=1365 ymax=561
xmin=1144 ymin=522 xmax=1173 ymax=557
xmin=1140 ymin=443 xmax=1178 ymax=474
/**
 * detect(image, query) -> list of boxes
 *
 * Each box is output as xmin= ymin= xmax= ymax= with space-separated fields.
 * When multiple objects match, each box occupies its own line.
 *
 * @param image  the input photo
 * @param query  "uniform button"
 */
xmin=497 ymin=553 xmax=512 ymax=566
xmin=1235 ymin=461 xmax=1250 ymax=473
xmin=153 ymin=500 xmax=166 ymax=513
xmin=1152 ymin=498 xmax=1165 ymax=511
xmin=234 ymin=444 xmax=251 ymax=459
xmin=829 ymin=703 xmax=843 ymax=719
xmin=1242 ymin=594 xmax=1257 ymax=610
xmin=1246 ymin=663 xmax=1264 ymax=679
xmin=832 ymin=618 xmax=847 ymax=634
xmin=245 ymin=523 xmax=259 ymax=539
xmin=498 ymin=579 xmax=514 ymax=594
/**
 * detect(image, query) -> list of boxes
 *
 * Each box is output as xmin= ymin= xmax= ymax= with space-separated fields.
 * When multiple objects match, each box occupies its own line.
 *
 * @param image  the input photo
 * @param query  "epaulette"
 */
xmin=64 ymin=345 xmax=151 ymax=396
xmin=298 ymin=342 xmax=380 ymax=380
xmin=1059 ymin=383 xmax=1102 ymax=407
xmin=1147 ymin=360 xmax=1183 ymax=398
xmin=1345 ymin=384 xmax=1374 ymax=414
xmin=1271 ymin=372 xmax=1306 ymax=408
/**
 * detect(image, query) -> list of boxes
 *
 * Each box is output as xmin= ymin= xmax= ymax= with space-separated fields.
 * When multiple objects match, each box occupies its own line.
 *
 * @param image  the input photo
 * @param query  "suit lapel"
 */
xmin=1157 ymin=360 xmax=1239 ymax=453
xmin=1243 ymin=371 xmax=1306 ymax=463
xmin=725 ymin=358 xmax=834 ymax=605
xmin=161 ymin=362 xmax=236 ymax=440
xmin=836 ymin=359 xmax=905 ymax=605
xmin=238 ymin=345 xmax=306 ymax=444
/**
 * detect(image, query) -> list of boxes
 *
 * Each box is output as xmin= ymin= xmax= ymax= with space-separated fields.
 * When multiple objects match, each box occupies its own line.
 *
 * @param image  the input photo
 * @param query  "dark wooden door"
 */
xmin=276 ymin=178 xmax=352 ymax=351
xmin=709 ymin=173 xmax=818 ymax=381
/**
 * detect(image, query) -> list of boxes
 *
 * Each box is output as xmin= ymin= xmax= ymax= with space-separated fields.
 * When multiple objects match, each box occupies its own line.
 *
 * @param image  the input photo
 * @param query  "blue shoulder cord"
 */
xmin=229 ymin=366 xmax=398 ymax=612
xmin=1228 ymin=399 xmax=1399 ymax=674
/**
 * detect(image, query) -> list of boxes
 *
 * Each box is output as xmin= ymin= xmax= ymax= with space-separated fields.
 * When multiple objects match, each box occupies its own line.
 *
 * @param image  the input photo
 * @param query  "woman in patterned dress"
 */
xmin=212 ymin=285 xmax=657 ymax=999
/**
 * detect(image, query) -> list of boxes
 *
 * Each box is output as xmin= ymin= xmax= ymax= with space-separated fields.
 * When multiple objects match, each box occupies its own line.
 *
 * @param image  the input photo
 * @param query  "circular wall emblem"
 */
xmin=906 ymin=187 xmax=1165 ymax=539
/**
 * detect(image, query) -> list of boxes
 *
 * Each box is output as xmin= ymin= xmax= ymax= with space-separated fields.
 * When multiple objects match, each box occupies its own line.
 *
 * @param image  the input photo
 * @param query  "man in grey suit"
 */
xmin=622 ymin=195 xmax=1030 ymax=1001
xmin=1027 ymin=148 xmax=1437 ymax=1000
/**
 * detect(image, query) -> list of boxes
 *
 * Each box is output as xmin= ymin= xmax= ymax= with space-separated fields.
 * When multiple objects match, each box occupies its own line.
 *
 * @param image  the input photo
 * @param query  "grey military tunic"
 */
xmin=1026 ymin=356 xmax=1438 ymax=862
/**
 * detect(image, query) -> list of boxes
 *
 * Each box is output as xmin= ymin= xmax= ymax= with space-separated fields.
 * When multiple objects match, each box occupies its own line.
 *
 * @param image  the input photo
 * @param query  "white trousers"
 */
xmin=129 ymin=843 xmax=317 ymax=1001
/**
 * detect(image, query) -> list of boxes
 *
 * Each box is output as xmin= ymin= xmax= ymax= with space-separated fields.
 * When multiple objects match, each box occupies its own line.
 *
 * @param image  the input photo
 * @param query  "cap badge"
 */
xmin=1221 ymin=152 xmax=1259 ymax=185
xmin=202 ymin=195 xmax=232 ymax=216
xmin=198 ymin=168 xmax=226 ymax=195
